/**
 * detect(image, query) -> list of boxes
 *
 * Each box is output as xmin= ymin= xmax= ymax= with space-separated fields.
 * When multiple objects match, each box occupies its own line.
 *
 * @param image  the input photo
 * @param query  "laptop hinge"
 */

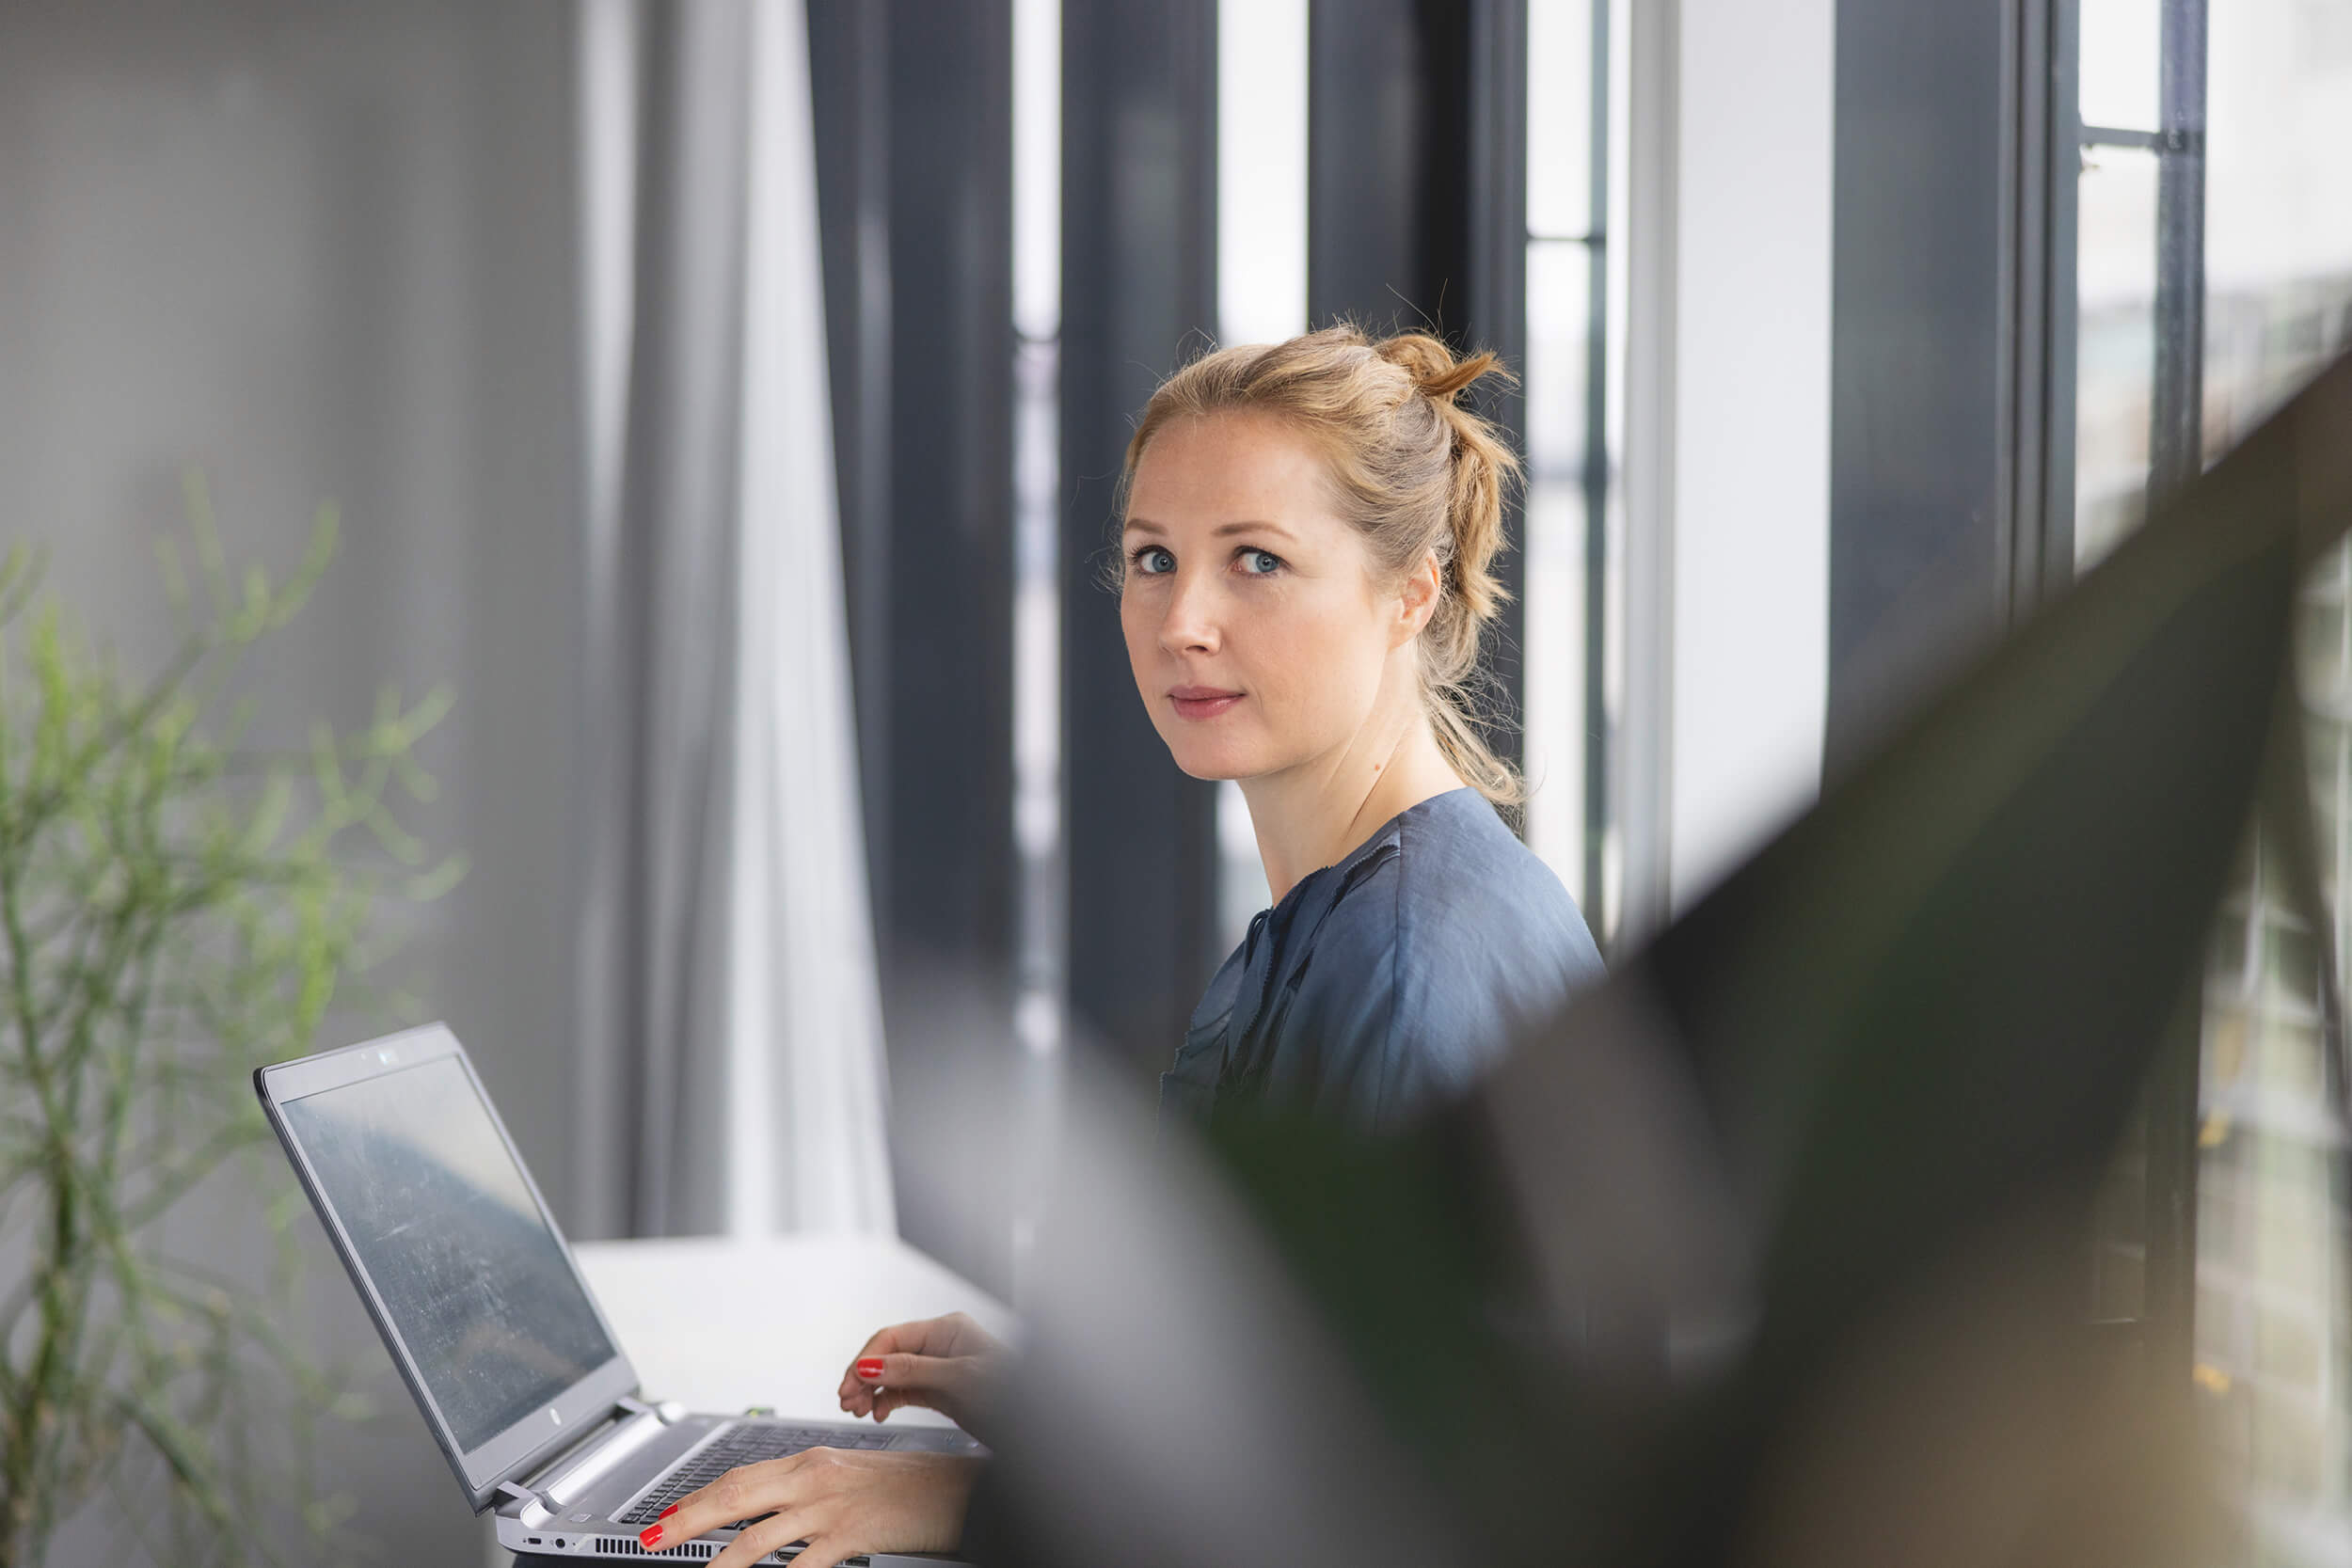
xmin=516 ymin=1404 xmax=634 ymax=1486
xmin=524 ymin=1401 xmax=672 ymax=1509
xmin=497 ymin=1481 xmax=555 ymax=1527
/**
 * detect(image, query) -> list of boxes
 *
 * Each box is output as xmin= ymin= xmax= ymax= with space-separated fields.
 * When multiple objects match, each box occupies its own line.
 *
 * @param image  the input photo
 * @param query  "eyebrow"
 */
xmin=1121 ymin=517 xmax=1300 ymax=542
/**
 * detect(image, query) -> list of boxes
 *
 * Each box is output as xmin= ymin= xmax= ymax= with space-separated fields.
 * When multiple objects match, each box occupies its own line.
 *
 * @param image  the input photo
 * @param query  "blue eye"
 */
xmin=1131 ymin=546 xmax=1176 ymax=576
xmin=1237 ymin=548 xmax=1284 ymax=576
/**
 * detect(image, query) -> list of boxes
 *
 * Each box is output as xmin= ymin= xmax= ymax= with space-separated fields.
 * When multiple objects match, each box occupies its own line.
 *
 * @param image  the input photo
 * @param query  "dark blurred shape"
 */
xmin=965 ymin=353 xmax=2352 ymax=1567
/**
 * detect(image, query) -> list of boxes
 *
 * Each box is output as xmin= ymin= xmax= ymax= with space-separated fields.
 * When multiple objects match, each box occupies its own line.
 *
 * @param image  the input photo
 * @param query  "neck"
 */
xmin=1239 ymin=705 xmax=1466 ymax=906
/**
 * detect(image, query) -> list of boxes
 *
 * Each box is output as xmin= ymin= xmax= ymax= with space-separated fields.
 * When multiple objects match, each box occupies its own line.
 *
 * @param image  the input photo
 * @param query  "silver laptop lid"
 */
xmin=256 ymin=1023 xmax=639 ymax=1511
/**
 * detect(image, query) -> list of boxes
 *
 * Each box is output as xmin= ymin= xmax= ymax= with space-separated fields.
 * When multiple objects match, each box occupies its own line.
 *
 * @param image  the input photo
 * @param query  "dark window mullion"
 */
xmin=2146 ymin=0 xmax=2209 ymax=500
xmin=1309 ymin=0 xmax=1531 ymax=786
xmin=2139 ymin=0 xmax=2211 ymax=1398
xmin=1058 ymin=0 xmax=1220 ymax=1085
xmin=1579 ymin=0 xmax=1611 ymax=939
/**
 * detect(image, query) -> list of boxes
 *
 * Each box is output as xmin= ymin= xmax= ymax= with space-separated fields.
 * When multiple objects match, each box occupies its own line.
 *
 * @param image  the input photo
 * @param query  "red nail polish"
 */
xmin=659 ymin=1504 xmax=679 ymax=1519
xmin=640 ymin=1525 xmax=663 ymax=1547
xmin=856 ymin=1358 xmax=885 ymax=1379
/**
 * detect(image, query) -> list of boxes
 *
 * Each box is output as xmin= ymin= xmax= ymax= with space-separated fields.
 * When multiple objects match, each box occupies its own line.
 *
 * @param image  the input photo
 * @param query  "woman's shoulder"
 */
xmin=1303 ymin=787 xmax=1604 ymax=995
xmin=1375 ymin=790 xmax=1595 ymax=938
xmin=1263 ymin=788 xmax=1603 ymax=1126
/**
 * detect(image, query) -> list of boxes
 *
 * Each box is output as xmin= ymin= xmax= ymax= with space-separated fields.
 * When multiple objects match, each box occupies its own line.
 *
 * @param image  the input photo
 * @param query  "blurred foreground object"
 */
xmin=0 ymin=499 xmax=462 ymax=1568
xmin=962 ymin=352 xmax=2352 ymax=1567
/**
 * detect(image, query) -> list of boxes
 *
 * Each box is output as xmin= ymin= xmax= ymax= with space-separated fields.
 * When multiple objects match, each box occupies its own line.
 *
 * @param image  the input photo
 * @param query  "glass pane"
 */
xmin=2074 ymin=144 xmax=2160 ymax=570
xmin=1522 ymin=240 xmax=1595 ymax=905
xmin=1013 ymin=0 xmax=1062 ymax=340
xmin=2190 ymin=5 xmax=2352 ymax=1554
xmin=2202 ymin=0 xmax=2352 ymax=446
xmin=2078 ymin=0 xmax=2161 ymax=131
xmin=1216 ymin=0 xmax=1308 ymax=346
xmin=1527 ymin=0 xmax=1595 ymax=237
xmin=1525 ymin=242 xmax=1593 ymax=482
xmin=2071 ymin=2 xmax=2352 ymax=1550
xmin=1208 ymin=0 xmax=1306 ymax=967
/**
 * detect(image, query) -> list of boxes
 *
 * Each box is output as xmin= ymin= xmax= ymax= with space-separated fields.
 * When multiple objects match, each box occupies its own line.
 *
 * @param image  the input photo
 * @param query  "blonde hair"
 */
xmin=1118 ymin=324 xmax=1525 ymax=806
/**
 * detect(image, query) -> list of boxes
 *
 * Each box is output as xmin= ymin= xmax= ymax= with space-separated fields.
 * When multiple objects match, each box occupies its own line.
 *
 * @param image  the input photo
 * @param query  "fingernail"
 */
xmin=640 ymin=1525 xmax=663 ymax=1547
xmin=856 ymin=1358 xmax=885 ymax=1380
xmin=659 ymin=1504 xmax=679 ymax=1519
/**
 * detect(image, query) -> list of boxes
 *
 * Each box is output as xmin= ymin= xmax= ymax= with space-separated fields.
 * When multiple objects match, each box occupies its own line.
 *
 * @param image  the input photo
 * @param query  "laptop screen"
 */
xmin=278 ymin=1053 xmax=619 ymax=1453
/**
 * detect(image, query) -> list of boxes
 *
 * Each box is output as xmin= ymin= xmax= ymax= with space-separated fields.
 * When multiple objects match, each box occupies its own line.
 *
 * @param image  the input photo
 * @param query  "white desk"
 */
xmin=492 ymin=1232 xmax=1013 ymax=1565
xmin=575 ymin=1232 xmax=1014 ymax=1423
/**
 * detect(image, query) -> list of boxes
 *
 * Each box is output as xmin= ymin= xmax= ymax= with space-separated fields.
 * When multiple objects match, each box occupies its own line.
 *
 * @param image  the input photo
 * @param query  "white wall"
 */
xmin=0 ymin=3 xmax=581 ymax=1560
xmin=1666 ymin=0 xmax=1835 ymax=910
xmin=1622 ymin=0 xmax=1836 ymax=927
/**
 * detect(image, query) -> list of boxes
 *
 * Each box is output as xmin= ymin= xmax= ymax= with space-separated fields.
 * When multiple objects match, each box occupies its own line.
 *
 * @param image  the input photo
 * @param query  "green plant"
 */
xmin=0 ymin=490 xmax=464 ymax=1567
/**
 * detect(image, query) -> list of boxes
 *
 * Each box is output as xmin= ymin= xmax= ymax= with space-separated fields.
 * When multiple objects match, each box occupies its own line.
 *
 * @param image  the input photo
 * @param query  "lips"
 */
xmin=1168 ymin=685 xmax=1243 ymax=721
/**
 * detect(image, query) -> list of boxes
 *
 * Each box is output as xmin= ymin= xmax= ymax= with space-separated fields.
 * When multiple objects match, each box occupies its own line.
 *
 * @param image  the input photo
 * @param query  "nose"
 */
xmin=1158 ymin=568 xmax=1221 ymax=657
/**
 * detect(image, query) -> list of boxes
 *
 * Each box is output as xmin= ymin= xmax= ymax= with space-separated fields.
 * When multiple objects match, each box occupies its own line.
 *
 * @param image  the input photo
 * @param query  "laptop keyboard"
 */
xmin=619 ymin=1424 xmax=898 ymax=1527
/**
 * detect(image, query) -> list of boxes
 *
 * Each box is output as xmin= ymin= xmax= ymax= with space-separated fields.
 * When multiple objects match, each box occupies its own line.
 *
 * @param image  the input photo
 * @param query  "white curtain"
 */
xmin=730 ymin=0 xmax=897 ymax=1235
xmin=575 ymin=0 xmax=895 ymax=1240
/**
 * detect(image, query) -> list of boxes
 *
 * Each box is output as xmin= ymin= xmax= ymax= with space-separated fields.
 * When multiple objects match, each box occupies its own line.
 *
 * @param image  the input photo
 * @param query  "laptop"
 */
xmin=255 ymin=1022 xmax=980 ymax=1564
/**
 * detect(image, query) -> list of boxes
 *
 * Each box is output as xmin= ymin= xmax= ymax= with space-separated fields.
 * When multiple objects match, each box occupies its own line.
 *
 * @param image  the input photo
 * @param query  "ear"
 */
xmin=1391 ymin=551 xmax=1442 ymax=650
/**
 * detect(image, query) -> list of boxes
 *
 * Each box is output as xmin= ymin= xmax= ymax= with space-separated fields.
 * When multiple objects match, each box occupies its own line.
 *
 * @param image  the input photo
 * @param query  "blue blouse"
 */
xmin=1159 ymin=787 xmax=1607 ymax=1133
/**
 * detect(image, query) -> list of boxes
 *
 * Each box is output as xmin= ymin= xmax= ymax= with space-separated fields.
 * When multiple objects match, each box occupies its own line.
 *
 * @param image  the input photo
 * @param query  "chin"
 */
xmin=1161 ymin=736 xmax=1263 ymax=783
xmin=1168 ymin=751 xmax=1247 ymax=783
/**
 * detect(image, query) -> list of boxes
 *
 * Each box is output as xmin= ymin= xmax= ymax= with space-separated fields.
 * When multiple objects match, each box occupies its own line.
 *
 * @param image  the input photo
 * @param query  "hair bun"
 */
xmin=1373 ymin=332 xmax=1509 ymax=404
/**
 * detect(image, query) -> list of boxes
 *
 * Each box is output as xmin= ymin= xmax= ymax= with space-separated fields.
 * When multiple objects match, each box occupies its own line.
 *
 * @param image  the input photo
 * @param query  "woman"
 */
xmin=640 ymin=326 xmax=1606 ymax=1568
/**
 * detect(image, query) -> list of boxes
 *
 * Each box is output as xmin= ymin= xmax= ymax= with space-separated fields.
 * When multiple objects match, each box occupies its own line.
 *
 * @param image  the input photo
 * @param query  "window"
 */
xmin=1208 ymin=1 xmax=1621 ymax=956
xmin=1524 ymin=0 xmax=1622 ymax=944
xmin=1211 ymin=0 xmax=1307 ymax=956
xmin=1011 ymin=0 xmax=1063 ymax=1294
xmin=2073 ymin=0 xmax=2352 ymax=1548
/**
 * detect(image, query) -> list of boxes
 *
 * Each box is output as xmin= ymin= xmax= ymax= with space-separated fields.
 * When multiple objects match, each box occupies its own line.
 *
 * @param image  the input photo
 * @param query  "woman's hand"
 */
xmin=835 ymin=1311 xmax=1009 ymax=1433
xmin=638 ymin=1448 xmax=982 ymax=1568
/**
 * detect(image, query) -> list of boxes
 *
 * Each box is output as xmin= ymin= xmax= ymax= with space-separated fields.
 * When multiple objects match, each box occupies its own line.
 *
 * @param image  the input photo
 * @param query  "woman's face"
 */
xmin=1120 ymin=411 xmax=1432 ymax=784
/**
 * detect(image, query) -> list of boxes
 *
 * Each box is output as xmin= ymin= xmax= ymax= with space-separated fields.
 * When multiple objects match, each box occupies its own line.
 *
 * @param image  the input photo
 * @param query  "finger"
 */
xmin=841 ymin=1322 xmax=928 ymax=1402
xmin=859 ymin=1351 xmax=969 ymax=1394
xmin=940 ymin=1310 xmax=987 ymax=1354
xmin=785 ymin=1533 xmax=862 ymax=1568
xmin=852 ymin=1325 xmax=899 ymax=1361
xmin=942 ymin=1310 xmax=1011 ymax=1363
xmin=868 ymin=1388 xmax=938 ymax=1422
xmin=851 ymin=1318 xmax=933 ymax=1361
xmin=707 ymin=1507 xmax=820 ymax=1568
xmin=866 ymin=1386 xmax=932 ymax=1422
xmin=856 ymin=1313 xmax=973 ymax=1364
xmin=647 ymin=1455 xmax=806 ymax=1552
